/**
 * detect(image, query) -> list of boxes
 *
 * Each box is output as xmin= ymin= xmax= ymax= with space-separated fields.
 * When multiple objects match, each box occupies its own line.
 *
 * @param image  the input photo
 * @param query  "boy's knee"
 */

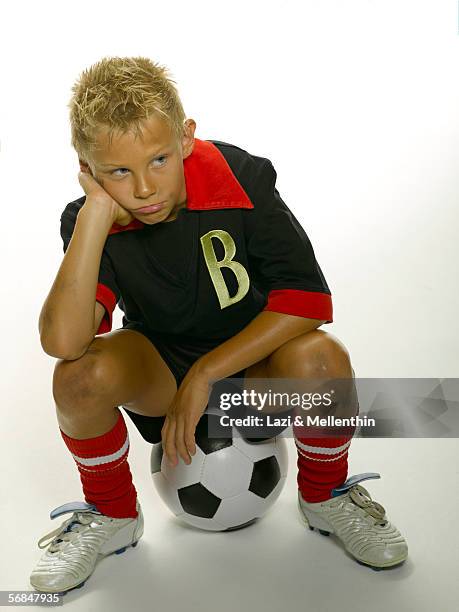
xmin=52 ymin=346 xmax=110 ymax=409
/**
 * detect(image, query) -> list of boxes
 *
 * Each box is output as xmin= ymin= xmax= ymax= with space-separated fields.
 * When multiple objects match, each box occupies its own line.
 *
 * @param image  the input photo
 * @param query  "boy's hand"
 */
xmin=77 ymin=170 xmax=135 ymax=227
xmin=161 ymin=369 xmax=212 ymax=467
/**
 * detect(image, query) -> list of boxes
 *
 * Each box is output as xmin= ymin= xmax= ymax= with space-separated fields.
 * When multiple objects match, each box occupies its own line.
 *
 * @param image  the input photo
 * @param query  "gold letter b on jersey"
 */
xmin=200 ymin=229 xmax=250 ymax=309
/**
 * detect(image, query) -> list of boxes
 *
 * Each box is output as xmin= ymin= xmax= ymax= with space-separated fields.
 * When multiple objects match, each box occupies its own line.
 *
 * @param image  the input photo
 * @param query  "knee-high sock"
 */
xmin=293 ymin=428 xmax=354 ymax=502
xmin=60 ymin=410 xmax=138 ymax=518
xmin=294 ymin=372 xmax=359 ymax=502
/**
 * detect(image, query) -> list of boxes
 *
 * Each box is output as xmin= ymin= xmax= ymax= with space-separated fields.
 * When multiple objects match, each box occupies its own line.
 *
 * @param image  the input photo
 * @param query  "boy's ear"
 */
xmin=181 ymin=118 xmax=196 ymax=160
xmin=79 ymin=159 xmax=94 ymax=176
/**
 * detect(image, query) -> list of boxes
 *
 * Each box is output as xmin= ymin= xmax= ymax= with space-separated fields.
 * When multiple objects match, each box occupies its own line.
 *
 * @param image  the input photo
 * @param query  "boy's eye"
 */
xmin=111 ymin=155 xmax=167 ymax=176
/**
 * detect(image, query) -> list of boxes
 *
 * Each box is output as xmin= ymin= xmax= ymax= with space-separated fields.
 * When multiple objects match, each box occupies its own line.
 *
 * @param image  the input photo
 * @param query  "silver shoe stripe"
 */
xmin=294 ymin=438 xmax=351 ymax=455
xmin=71 ymin=434 xmax=129 ymax=467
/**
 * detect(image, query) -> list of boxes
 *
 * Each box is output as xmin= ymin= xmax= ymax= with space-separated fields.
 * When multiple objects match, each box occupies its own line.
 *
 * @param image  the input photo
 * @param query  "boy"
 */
xmin=30 ymin=56 xmax=408 ymax=594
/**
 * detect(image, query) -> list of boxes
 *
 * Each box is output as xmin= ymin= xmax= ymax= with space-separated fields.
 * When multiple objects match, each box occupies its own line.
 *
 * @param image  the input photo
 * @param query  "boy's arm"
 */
xmin=243 ymin=158 xmax=333 ymax=323
xmin=39 ymin=205 xmax=117 ymax=360
xmin=162 ymin=311 xmax=324 ymax=466
xmin=192 ymin=310 xmax=324 ymax=382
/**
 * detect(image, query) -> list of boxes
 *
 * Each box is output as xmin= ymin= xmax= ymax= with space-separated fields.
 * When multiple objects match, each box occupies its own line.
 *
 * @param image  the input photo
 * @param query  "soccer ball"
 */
xmin=151 ymin=407 xmax=288 ymax=531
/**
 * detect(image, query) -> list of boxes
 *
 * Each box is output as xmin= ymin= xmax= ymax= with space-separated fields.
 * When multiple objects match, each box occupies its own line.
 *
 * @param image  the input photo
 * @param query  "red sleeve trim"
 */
xmin=95 ymin=283 xmax=117 ymax=334
xmin=263 ymin=289 xmax=333 ymax=323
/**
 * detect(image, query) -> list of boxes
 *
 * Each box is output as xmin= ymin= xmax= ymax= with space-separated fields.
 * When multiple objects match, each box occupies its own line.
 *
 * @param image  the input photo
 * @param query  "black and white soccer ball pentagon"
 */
xmin=151 ymin=407 xmax=288 ymax=531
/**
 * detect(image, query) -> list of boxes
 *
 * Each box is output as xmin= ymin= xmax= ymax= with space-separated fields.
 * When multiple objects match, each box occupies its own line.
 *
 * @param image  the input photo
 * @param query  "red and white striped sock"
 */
xmin=60 ymin=410 xmax=138 ymax=519
xmin=294 ymin=373 xmax=359 ymax=503
xmin=293 ymin=426 xmax=355 ymax=503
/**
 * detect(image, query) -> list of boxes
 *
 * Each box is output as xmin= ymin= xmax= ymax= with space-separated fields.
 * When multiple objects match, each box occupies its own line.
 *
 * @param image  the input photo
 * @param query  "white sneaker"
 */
xmin=30 ymin=500 xmax=144 ymax=594
xmin=298 ymin=473 xmax=408 ymax=569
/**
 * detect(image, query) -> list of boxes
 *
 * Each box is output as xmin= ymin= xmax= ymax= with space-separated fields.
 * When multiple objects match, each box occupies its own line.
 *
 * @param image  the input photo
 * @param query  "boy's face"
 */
xmin=80 ymin=114 xmax=196 ymax=224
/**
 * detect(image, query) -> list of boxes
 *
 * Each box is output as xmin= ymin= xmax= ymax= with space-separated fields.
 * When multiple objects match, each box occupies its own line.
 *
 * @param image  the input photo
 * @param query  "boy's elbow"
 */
xmin=39 ymin=335 xmax=91 ymax=361
xmin=38 ymin=311 xmax=93 ymax=360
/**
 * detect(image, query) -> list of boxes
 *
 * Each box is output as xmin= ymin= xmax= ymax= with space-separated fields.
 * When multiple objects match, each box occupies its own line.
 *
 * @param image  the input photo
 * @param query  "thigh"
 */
xmin=60 ymin=327 xmax=178 ymax=418
xmin=121 ymin=328 xmax=248 ymax=444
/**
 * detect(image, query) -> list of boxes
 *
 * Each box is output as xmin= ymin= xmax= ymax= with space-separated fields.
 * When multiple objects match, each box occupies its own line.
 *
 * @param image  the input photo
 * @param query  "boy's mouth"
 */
xmin=136 ymin=202 xmax=165 ymax=214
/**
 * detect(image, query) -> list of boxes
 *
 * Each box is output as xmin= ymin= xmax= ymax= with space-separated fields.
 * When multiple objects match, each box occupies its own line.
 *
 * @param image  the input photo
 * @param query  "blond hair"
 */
xmin=68 ymin=56 xmax=186 ymax=164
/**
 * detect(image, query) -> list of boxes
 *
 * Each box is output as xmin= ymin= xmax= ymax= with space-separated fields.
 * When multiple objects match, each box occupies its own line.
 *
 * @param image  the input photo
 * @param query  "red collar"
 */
xmin=108 ymin=138 xmax=254 ymax=235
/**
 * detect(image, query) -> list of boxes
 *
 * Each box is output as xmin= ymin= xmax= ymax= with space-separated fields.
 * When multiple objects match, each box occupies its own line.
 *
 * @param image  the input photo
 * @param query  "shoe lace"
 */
xmin=37 ymin=512 xmax=105 ymax=552
xmin=347 ymin=484 xmax=388 ymax=527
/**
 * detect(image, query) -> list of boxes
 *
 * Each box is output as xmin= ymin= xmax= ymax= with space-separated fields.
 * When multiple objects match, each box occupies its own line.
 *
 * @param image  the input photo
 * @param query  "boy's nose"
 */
xmin=134 ymin=177 xmax=157 ymax=199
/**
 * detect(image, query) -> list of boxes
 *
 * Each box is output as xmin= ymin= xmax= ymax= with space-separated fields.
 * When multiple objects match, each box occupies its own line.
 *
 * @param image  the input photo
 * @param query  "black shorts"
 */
xmin=119 ymin=321 xmax=247 ymax=444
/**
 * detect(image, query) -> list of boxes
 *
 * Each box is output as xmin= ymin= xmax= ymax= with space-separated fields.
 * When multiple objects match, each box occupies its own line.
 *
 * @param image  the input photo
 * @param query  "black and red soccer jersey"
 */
xmin=60 ymin=138 xmax=333 ymax=341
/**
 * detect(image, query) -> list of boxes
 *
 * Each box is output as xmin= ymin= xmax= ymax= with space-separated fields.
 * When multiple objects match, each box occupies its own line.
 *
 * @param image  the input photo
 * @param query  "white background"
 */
xmin=1 ymin=1 xmax=458 ymax=610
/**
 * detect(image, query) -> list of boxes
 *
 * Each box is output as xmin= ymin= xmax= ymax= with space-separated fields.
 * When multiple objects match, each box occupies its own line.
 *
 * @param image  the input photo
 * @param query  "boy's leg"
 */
xmin=53 ymin=328 xmax=178 ymax=519
xmin=31 ymin=328 xmax=180 ymax=593
xmin=244 ymin=329 xmax=356 ymax=502
xmin=54 ymin=327 xmax=177 ymax=437
xmin=244 ymin=329 xmax=407 ymax=568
